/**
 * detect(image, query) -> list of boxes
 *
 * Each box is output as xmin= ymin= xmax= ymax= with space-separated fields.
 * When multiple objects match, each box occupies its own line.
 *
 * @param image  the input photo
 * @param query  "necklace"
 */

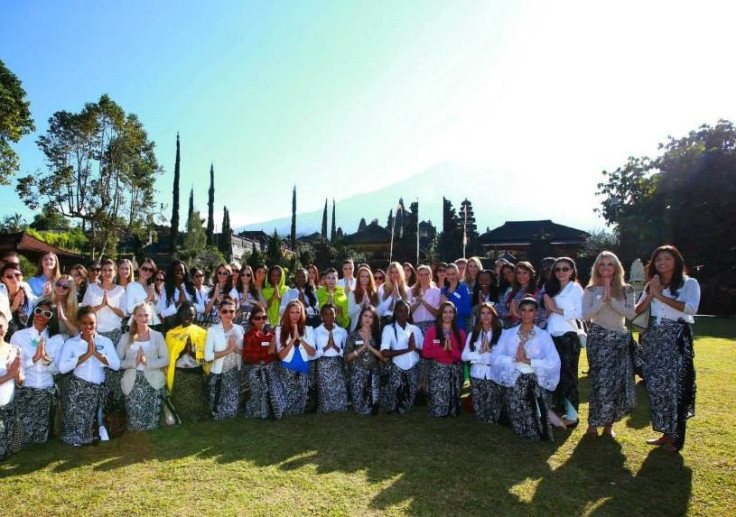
xmin=516 ymin=326 xmax=535 ymax=345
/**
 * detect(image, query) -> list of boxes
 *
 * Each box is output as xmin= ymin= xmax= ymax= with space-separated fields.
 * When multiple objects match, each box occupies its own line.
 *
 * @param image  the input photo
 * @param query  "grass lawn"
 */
xmin=1 ymin=318 xmax=734 ymax=516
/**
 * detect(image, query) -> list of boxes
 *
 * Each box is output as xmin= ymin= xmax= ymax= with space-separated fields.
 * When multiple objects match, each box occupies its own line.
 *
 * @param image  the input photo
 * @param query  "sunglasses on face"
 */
xmin=140 ymin=266 xmax=154 ymax=273
xmin=220 ymin=309 xmax=236 ymax=314
xmin=216 ymin=271 xmax=230 ymax=276
xmin=554 ymin=267 xmax=572 ymax=272
xmin=91 ymin=267 xmax=101 ymax=272
xmin=374 ymin=276 xmax=385 ymax=281
xmin=55 ymin=281 xmax=71 ymax=289
xmin=3 ymin=273 xmax=21 ymax=279
xmin=156 ymin=277 xmax=165 ymax=282
xmin=251 ymin=315 xmax=267 ymax=321
xmin=194 ymin=273 xmax=204 ymax=278
xmin=34 ymin=307 xmax=54 ymax=319
xmin=241 ymin=272 xmax=251 ymax=277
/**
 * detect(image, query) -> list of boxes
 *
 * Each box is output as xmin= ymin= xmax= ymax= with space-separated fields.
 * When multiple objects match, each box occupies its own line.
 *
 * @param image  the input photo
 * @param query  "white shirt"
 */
xmin=0 ymin=290 xmax=10 ymax=321
xmin=337 ymin=277 xmax=356 ymax=291
xmin=347 ymin=291 xmax=392 ymax=331
xmin=204 ymin=323 xmax=245 ymax=374
xmin=275 ymin=326 xmax=316 ymax=363
xmin=57 ymin=333 xmax=120 ymax=384
xmin=0 ymin=343 xmax=22 ymax=406
xmin=279 ymin=287 xmax=319 ymax=317
xmin=489 ymin=326 xmax=560 ymax=391
xmin=82 ymin=283 xmax=127 ymax=333
xmin=545 ymin=282 xmax=584 ymax=336
xmin=380 ymin=322 xmax=423 ymax=371
xmin=648 ymin=276 xmax=700 ymax=325
xmin=409 ymin=286 xmax=441 ymax=324
xmin=313 ymin=324 xmax=348 ymax=358
xmin=127 ymin=340 xmax=151 ymax=371
xmin=157 ymin=284 xmax=206 ymax=318
xmin=125 ymin=282 xmax=161 ymax=325
xmin=461 ymin=329 xmax=496 ymax=380
xmin=11 ymin=327 xmax=64 ymax=388
xmin=376 ymin=284 xmax=411 ymax=318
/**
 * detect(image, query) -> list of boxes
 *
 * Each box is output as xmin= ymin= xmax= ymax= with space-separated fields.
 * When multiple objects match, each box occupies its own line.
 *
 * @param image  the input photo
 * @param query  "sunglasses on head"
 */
xmin=554 ymin=266 xmax=571 ymax=272
xmin=34 ymin=307 xmax=54 ymax=319
xmin=140 ymin=266 xmax=154 ymax=273
xmin=55 ymin=281 xmax=71 ymax=289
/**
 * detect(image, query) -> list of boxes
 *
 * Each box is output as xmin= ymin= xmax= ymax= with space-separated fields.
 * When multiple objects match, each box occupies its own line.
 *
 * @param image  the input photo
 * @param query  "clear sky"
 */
xmin=2 ymin=0 xmax=735 ymax=233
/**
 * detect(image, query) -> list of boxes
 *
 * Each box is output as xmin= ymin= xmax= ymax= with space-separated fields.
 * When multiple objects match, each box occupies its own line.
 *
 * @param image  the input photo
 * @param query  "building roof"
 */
xmin=343 ymin=222 xmax=392 ymax=245
xmin=237 ymin=230 xmax=270 ymax=241
xmin=478 ymin=220 xmax=588 ymax=246
xmin=0 ymin=232 xmax=82 ymax=260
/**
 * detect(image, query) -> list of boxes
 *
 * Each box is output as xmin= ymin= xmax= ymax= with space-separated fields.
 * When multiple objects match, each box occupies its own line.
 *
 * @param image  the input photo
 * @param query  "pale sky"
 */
xmin=1 ymin=0 xmax=735 ymax=233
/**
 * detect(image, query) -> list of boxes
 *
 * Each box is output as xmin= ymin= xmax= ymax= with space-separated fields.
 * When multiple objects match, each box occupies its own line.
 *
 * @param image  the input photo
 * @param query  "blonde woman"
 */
xmin=116 ymin=303 xmax=169 ymax=432
xmin=378 ymin=262 xmax=410 ymax=325
xmin=463 ymin=256 xmax=484 ymax=293
xmin=116 ymin=259 xmax=135 ymax=289
xmin=50 ymin=274 xmax=79 ymax=335
xmin=29 ymin=252 xmax=61 ymax=297
xmin=582 ymin=251 xmax=637 ymax=438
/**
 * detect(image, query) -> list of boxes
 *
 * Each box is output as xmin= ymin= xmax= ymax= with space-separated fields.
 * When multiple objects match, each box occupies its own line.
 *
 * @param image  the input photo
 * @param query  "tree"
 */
xmin=290 ymin=185 xmax=297 ymax=251
xmin=206 ymin=163 xmax=215 ymax=245
xmin=0 ymin=60 xmax=35 ymax=185
xmin=358 ymin=218 xmax=367 ymax=232
xmin=30 ymin=207 xmax=70 ymax=231
xmin=170 ymin=132 xmax=181 ymax=255
xmin=188 ymin=187 xmax=194 ymax=222
xmin=320 ymin=198 xmax=328 ymax=240
xmin=0 ymin=212 xmax=27 ymax=232
xmin=17 ymin=94 xmax=161 ymax=258
xmin=438 ymin=197 xmax=462 ymax=260
xmin=330 ymin=199 xmax=336 ymax=242
xmin=386 ymin=209 xmax=394 ymax=230
xmin=220 ymin=206 xmax=232 ymax=260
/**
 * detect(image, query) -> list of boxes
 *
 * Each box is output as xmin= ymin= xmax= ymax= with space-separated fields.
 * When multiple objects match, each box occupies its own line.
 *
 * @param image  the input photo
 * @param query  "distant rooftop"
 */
xmin=478 ymin=220 xmax=588 ymax=246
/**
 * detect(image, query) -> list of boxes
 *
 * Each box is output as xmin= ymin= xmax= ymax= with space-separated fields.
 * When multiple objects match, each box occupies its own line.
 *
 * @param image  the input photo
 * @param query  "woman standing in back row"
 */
xmin=582 ymin=251 xmax=636 ymax=438
xmin=636 ymin=245 xmax=700 ymax=452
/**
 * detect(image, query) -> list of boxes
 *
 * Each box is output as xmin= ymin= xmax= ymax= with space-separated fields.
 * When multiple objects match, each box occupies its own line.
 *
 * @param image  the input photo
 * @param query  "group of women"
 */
xmin=0 ymin=244 xmax=700 ymax=460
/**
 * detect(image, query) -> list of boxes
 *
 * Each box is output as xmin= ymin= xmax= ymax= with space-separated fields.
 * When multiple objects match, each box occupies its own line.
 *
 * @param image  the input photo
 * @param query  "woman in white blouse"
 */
xmin=313 ymin=304 xmax=349 ymax=413
xmin=489 ymin=297 xmax=562 ymax=440
xmin=582 ymin=251 xmax=637 ymax=438
xmin=158 ymin=260 xmax=204 ymax=330
xmin=462 ymin=302 xmax=503 ymax=423
xmin=635 ymin=245 xmax=700 ymax=452
xmin=11 ymin=300 xmax=65 ymax=447
xmin=124 ymin=257 xmax=161 ymax=331
xmin=57 ymin=307 xmax=120 ymax=446
xmin=378 ymin=262 xmax=410 ymax=326
xmin=542 ymin=257 xmax=584 ymax=428
xmin=275 ymin=300 xmax=316 ymax=416
xmin=380 ymin=301 xmax=423 ymax=414
xmin=347 ymin=266 xmax=388 ymax=332
xmin=116 ymin=303 xmax=169 ymax=432
xmin=204 ymin=297 xmax=244 ymax=420
xmin=0 ymin=312 xmax=24 ymax=460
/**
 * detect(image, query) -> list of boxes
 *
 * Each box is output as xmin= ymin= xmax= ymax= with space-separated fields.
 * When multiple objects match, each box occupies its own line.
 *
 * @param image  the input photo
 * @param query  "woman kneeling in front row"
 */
xmin=489 ymin=297 xmax=562 ymax=440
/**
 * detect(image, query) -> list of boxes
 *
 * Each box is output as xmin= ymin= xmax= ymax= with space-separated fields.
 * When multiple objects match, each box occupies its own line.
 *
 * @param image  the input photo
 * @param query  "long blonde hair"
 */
xmin=382 ymin=262 xmax=408 ymax=301
xmin=50 ymin=274 xmax=78 ymax=323
xmin=464 ymin=256 xmax=484 ymax=285
xmin=128 ymin=302 xmax=151 ymax=343
xmin=117 ymin=258 xmax=135 ymax=286
xmin=587 ymin=250 xmax=626 ymax=299
xmin=412 ymin=265 xmax=433 ymax=297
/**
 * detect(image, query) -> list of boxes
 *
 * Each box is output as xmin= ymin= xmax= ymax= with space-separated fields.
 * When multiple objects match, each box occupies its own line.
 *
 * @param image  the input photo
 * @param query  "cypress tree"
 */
xmin=188 ymin=187 xmax=194 ymax=222
xmin=206 ymin=163 xmax=215 ymax=245
xmin=320 ymin=198 xmax=328 ymax=240
xmin=169 ymin=132 xmax=180 ymax=255
xmin=221 ymin=206 xmax=232 ymax=260
xmin=330 ymin=199 xmax=336 ymax=242
xmin=290 ymin=185 xmax=297 ymax=251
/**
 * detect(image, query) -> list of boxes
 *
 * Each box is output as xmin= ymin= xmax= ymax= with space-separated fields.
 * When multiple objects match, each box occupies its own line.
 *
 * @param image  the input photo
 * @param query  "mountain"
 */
xmin=238 ymin=162 xmax=598 ymax=237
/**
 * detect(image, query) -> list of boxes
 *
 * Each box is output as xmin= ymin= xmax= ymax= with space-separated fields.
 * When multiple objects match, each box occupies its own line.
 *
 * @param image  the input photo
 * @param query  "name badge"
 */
xmin=452 ymin=292 xmax=461 ymax=299
xmin=261 ymin=341 xmax=270 ymax=347
xmin=355 ymin=340 xmax=364 ymax=345
xmin=432 ymin=339 xmax=441 ymax=344
xmin=95 ymin=344 xmax=104 ymax=351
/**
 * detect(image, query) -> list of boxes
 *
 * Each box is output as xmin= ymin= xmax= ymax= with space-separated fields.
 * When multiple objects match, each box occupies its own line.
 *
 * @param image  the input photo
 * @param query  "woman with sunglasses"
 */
xmin=50 ymin=274 xmax=79 ymax=336
xmin=280 ymin=268 xmax=320 ymax=327
xmin=543 ymin=257 xmax=584 ymax=428
xmin=204 ymin=297 xmax=245 ymax=420
xmin=57 ymin=307 xmax=120 ymax=446
xmin=243 ymin=305 xmax=286 ymax=419
xmin=12 ymin=300 xmax=64 ymax=447
xmin=433 ymin=262 xmax=447 ymax=289
xmin=275 ymin=300 xmax=316 ymax=416
xmin=380 ymin=300 xmax=423 ymax=415
xmin=70 ymin=264 xmax=88 ymax=304
xmin=125 ymin=258 xmax=161 ymax=331
xmin=345 ymin=305 xmax=385 ymax=416
xmin=0 ymin=312 xmax=24 ymax=460
xmin=373 ymin=269 xmax=386 ymax=290
xmin=116 ymin=259 xmax=135 ymax=289
xmin=204 ymin=263 xmax=238 ymax=326
xmin=636 ymin=245 xmax=700 ymax=452
xmin=1 ymin=263 xmax=36 ymax=341
xmin=234 ymin=265 xmax=260 ymax=329
xmin=462 ymin=302 xmax=504 ymax=423
xmin=440 ymin=263 xmax=471 ymax=331
xmin=582 ymin=251 xmax=637 ymax=438
xmin=29 ymin=252 xmax=61 ymax=298
xmin=82 ymin=258 xmax=127 ymax=418
xmin=165 ymin=302 xmax=208 ymax=422
xmin=116 ymin=303 xmax=169 ymax=432
xmin=422 ymin=301 xmax=466 ymax=417
xmin=489 ymin=297 xmax=563 ymax=440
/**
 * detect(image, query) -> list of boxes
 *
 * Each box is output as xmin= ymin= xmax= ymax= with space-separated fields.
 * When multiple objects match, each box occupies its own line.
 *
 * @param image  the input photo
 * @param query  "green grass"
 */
xmin=2 ymin=318 xmax=735 ymax=516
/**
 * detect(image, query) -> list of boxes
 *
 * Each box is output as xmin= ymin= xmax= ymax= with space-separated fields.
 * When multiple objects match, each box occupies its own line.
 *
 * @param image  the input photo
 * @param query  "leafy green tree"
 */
xmin=0 ymin=60 xmax=35 ymax=185
xmin=0 ymin=212 xmax=27 ymax=232
xmin=17 ymin=94 xmax=161 ymax=258
xmin=30 ymin=207 xmax=71 ymax=231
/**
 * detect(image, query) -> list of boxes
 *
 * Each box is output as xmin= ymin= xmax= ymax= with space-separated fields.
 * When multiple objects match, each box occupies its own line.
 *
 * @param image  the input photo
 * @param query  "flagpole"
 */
xmin=416 ymin=197 xmax=420 ymax=265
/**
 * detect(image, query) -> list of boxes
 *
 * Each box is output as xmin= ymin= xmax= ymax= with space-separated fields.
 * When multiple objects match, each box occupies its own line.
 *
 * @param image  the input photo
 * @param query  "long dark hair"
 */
xmin=295 ymin=268 xmax=317 ymax=308
xmin=434 ymin=301 xmax=462 ymax=346
xmin=498 ymin=264 xmax=514 ymax=293
xmin=646 ymin=244 xmax=687 ymax=296
xmin=207 ymin=262 xmax=234 ymax=300
xmin=472 ymin=269 xmax=499 ymax=306
xmin=355 ymin=305 xmax=381 ymax=346
xmin=164 ymin=260 xmax=197 ymax=305
xmin=469 ymin=302 xmax=501 ymax=352
xmin=29 ymin=298 xmax=61 ymax=337
xmin=544 ymin=257 xmax=578 ymax=298
xmin=508 ymin=261 xmax=536 ymax=299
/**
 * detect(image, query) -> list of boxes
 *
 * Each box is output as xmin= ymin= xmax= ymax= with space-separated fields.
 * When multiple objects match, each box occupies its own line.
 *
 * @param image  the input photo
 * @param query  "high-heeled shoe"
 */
xmin=646 ymin=436 xmax=668 ymax=445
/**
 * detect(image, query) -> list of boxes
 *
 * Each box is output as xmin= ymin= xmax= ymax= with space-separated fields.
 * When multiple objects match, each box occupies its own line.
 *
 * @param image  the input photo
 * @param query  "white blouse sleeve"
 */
xmin=678 ymin=277 xmax=701 ymax=316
